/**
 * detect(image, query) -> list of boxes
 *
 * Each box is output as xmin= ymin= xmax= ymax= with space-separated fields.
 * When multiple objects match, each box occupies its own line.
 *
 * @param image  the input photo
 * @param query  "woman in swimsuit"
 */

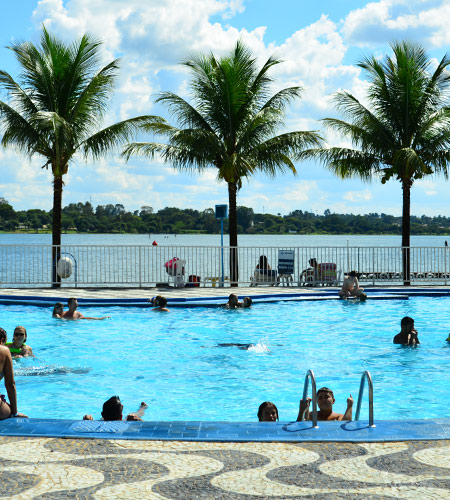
xmin=0 ymin=343 xmax=27 ymax=419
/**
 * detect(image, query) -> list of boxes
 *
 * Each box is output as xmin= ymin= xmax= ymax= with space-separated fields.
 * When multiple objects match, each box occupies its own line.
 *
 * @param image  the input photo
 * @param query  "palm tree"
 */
xmin=0 ymin=27 xmax=161 ymax=286
xmin=312 ymin=41 xmax=450 ymax=284
xmin=123 ymin=41 xmax=322 ymax=285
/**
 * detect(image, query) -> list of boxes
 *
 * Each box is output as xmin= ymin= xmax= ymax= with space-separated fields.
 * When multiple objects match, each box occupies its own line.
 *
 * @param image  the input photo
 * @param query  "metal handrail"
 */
xmin=301 ymin=369 xmax=319 ymax=428
xmin=355 ymin=370 xmax=375 ymax=427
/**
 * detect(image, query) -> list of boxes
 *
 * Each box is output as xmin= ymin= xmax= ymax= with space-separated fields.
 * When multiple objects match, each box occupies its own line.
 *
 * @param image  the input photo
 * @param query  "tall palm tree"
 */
xmin=0 ymin=27 xmax=161 ymax=286
xmin=123 ymin=41 xmax=322 ymax=285
xmin=312 ymin=41 xmax=450 ymax=284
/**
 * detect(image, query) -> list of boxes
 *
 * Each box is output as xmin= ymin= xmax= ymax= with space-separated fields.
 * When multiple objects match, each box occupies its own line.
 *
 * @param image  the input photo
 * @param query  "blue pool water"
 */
xmin=2 ymin=297 xmax=450 ymax=421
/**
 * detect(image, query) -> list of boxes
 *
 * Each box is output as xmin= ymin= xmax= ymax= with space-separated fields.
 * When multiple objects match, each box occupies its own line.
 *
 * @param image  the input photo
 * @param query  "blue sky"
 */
xmin=1 ymin=0 xmax=450 ymax=216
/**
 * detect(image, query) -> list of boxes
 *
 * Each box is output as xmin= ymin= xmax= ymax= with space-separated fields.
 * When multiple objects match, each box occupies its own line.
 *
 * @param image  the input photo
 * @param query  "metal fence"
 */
xmin=0 ymin=244 xmax=449 ymax=287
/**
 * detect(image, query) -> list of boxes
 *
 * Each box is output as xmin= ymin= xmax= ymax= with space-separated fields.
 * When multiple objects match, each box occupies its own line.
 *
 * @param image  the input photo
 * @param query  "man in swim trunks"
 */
xmin=0 ymin=340 xmax=27 ymax=419
xmin=62 ymin=297 xmax=110 ymax=320
xmin=7 ymin=326 xmax=33 ymax=358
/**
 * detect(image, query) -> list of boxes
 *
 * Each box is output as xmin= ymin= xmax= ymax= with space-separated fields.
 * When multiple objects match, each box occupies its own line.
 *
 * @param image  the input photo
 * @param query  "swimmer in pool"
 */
xmin=152 ymin=296 xmax=170 ymax=312
xmin=62 ymin=297 xmax=110 ymax=320
xmin=239 ymin=297 xmax=252 ymax=308
xmin=52 ymin=302 xmax=64 ymax=318
xmin=393 ymin=316 xmax=420 ymax=345
xmin=6 ymin=326 xmax=33 ymax=358
xmin=83 ymin=396 xmax=148 ymax=421
xmin=225 ymin=294 xmax=239 ymax=309
xmin=148 ymin=295 xmax=163 ymax=307
xmin=299 ymin=387 xmax=353 ymax=421
xmin=258 ymin=401 xmax=279 ymax=421
xmin=218 ymin=343 xmax=255 ymax=350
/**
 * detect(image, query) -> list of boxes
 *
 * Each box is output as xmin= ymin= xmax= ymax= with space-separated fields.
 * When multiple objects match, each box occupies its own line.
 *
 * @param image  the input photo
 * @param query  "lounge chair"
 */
xmin=250 ymin=269 xmax=278 ymax=286
xmin=314 ymin=263 xmax=341 ymax=286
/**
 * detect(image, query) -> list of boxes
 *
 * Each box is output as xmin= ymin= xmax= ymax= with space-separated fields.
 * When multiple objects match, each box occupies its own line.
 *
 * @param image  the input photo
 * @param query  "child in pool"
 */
xmin=258 ymin=401 xmax=279 ymax=421
xmin=299 ymin=387 xmax=353 ymax=421
xmin=152 ymin=296 xmax=170 ymax=312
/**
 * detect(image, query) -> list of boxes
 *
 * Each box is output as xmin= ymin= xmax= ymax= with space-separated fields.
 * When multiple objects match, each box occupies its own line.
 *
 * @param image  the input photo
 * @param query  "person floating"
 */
xmin=393 ymin=316 xmax=420 ymax=346
xmin=299 ymin=387 xmax=353 ymax=421
xmin=338 ymin=271 xmax=366 ymax=300
xmin=6 ymin=326 xmax=33 ymax=358
xmin=62 ymin=297 xmax=110 ymax=320
xmin=0 ymin=328 xmax=28 ymax=419
xmin=83 ymin=396 xmax=147 ymax=421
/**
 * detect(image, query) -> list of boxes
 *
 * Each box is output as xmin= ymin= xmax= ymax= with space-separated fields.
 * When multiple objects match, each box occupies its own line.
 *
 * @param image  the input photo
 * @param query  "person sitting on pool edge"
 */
xmin=152 ymin=296 xmax=170 ymax=312
xmin=62 ymin=297 xmax=110 ymax=320
xmin=52 ymin=302 xmax=64 ymax=318
xmin=6 ymin=326 xmax=33 ymax=358
xmin=338 ymin=271 xmax=366 ymax=300
xmin=393 ymin=316 xmax=420 ymax=346
xmin=258 ymin=401 xmax=279 ymax=421
xmin=299 ymin=387 xmax=353 ymax=421
xmin=83 ymin=396 xmax=148 ymax=421
xmin=0 ymin=328 xmax=6 ymax=346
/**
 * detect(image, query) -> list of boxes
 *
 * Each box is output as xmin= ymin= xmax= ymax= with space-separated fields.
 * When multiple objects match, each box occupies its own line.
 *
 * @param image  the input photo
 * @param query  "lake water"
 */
xmin=1 ymin=233 xmax=449 ymax=247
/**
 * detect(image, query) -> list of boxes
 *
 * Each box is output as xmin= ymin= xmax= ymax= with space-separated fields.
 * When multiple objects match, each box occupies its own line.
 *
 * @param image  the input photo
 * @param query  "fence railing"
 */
xmin=0 ymin=244 xmax=449 ymax=287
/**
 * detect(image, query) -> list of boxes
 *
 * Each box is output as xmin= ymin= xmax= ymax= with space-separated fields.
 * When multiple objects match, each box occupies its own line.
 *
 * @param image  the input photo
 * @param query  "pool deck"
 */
xmin=1 ymin=286 xmax=450 ymax=498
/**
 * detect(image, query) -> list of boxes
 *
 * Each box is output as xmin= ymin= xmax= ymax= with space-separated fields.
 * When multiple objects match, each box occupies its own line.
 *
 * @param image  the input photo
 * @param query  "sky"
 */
xmin=1 ymin=0 xmax=450 ymax=217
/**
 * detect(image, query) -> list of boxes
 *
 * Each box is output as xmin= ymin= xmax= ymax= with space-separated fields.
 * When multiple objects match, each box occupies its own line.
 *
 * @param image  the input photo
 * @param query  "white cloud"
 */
xmin=342 ymin=0 xmax=450 ymax=47
xmin=343 ymin=189 xmax=373 ymax=202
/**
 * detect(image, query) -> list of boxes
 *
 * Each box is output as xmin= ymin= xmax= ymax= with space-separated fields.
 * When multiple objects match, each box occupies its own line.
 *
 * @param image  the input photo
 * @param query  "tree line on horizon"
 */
xmin=1 ymin=199 xmax=450 ymax=236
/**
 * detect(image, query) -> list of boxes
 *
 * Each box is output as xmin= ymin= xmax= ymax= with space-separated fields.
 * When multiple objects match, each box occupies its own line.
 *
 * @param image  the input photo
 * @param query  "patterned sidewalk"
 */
xmin=1 ymin=437 xmax=449 ymax=499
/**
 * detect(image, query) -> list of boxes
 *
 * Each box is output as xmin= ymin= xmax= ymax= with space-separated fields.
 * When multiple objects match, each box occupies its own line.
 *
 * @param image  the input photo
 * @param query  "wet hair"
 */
xmin=101 ymin=396 xmax=123 ymax=421
xmin=150 ymin=295 xmax=163 ymax=306
xmin=348 ymin=271 xmax=358 ymax=278
xmin=317 ymin=387 xmax=334 ymax=399
xmin=0 ymin=328 xmax=6 ymax=345
xmin=243 ymin=297 xmax=252 ymax=308
xmin=401 ymin=316 xmax=414 ymax=328
xmin=68 ymin=297 xmax=77 ymax=307
xmin=158 ymin=296 xmax=168 ymax=307
xmin=52 ymin=302 xmax=64 ymax=316
xmin=309 ymin=258 xmax=318 ymax=267
xmin=257 ymin=401 xmax=279 ymax=421
xmin=14 ymin=326 xmax=27 ymax=342
xmin=228 ymin=293 xmax=238 ymax=304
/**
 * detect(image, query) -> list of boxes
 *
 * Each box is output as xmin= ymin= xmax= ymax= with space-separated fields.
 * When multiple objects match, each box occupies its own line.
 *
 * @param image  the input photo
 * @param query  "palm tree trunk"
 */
xmin=52 ymin=174 xmax=63 ymax=288
xmin=401 ymin=179 xmax=411 ymax=286
xmin=228 ymin=181 xmax=239 ymax=286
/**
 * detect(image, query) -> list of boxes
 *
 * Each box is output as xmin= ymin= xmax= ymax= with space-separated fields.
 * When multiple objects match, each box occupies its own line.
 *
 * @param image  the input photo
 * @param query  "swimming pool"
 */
xmin=2 ymin=296 xmax=450 ymax=421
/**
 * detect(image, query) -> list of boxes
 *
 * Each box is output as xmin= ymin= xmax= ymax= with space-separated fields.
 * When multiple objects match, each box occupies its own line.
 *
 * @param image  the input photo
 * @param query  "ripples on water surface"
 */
xmin=2 ymin=297 xmax=450 ymax=421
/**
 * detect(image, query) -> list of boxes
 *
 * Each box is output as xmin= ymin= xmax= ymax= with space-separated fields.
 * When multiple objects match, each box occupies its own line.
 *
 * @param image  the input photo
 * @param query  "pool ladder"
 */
xmin=301 ymin=369 xmax=375 ymax=428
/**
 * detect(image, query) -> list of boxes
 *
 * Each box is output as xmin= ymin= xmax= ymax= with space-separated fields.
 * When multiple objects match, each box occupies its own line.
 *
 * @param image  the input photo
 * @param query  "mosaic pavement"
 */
xmin=1 ymin=437 xmax=449 ymax=499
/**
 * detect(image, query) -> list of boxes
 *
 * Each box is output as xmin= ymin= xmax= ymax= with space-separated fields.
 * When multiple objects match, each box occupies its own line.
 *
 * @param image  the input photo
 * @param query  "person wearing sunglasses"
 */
xmin=6 ymin=326 xmax=33 ymax=358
